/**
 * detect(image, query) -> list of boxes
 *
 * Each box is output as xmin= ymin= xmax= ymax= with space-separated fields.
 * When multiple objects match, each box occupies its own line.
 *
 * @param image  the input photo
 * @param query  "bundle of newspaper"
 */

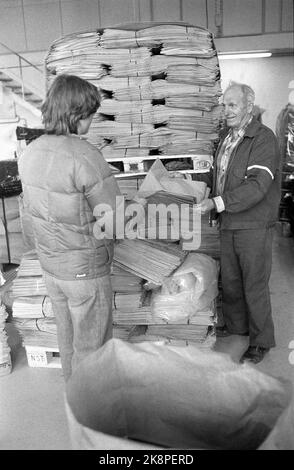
xmin=100 ymin=24 xmax=214 ymax=52
xmin=113 ymin=239 xmax=187 ymax=286
xmin=11 ymin=251 xmax=53 ymax=319
xmin=113 ymin=323 xmax=215 ymax=348
xmin=45 ymin=22 xmax=222 ymax=167
xmin=12 ymin=317 xmax=58 ymax=349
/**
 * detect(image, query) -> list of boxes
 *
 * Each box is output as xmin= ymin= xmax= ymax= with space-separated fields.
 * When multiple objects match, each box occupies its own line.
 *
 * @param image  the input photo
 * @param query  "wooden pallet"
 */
xmin=24 ymin=345 xmax=61 ymax=368
xmin=107 ymin=154 xmax=212 ymax=176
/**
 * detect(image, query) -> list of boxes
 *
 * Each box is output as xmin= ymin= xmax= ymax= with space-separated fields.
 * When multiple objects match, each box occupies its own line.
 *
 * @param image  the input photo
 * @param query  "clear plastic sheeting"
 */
xmin=151 ymin=253 xmax=219 ymax=324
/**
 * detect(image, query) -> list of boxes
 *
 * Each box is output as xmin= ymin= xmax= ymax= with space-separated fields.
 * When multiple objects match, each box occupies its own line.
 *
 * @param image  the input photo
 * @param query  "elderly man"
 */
xmin=199 ymin=81 xmax=281 ymax=364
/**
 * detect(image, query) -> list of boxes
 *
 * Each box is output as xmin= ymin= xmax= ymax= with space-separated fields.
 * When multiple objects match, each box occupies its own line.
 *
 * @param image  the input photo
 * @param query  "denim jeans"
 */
xmin=43 ymin=272 xmax=113 ymax=382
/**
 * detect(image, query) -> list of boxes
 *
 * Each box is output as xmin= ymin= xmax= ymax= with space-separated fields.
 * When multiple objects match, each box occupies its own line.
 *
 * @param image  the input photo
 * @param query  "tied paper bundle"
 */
xmin=12 ymin=296 xmax=53 ymax=319
xmin=112 ymin=128 xmax=215 ymax=155
xmin=100 ymin=24 xmax=214 ymax=53
xmin=113 ymin=238 xmax=186 ymax=286
xmin=11 ymin=251 xmax=54 ymax=319
xmin=12 ymin=317 xmax=58 ymax=349
xmin=111 ymin=266 xmax=153 ymax=330
xmin=112 ymin=324 xmax=213 ymax=347
xmin=112 ymin=307 xmax=153 ymax=326
xmin=143 ymin=324 xmax=213 ymax=344
xmin=11 ymin=270 xmax=47 ymax=297
xmin=102 ymin=146 xmax=150 ymax=160
xmin=110 ymin=55 xmax=218 ymax=80
xmin=113 ymin=80 xmax=221 ymax=101
xmin=100 ymin=100 xmax=222 ymax=133
xmin=112 ymin=289 xmax=153 ymax=326
xmin=111 ymin=266 xmax=143 ymax=293
xmin=45 ymin=31 xmax=107 ymax=80
xmin=45 ymin=22 xmax=222 ymax=167
xmin=66 ymin=339 xmax=292 ymax=450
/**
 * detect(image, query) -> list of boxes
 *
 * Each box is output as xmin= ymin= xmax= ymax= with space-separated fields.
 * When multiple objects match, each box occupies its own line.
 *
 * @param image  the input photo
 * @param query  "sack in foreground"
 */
xmin=66 ymin=338 xmax=292 ymax=450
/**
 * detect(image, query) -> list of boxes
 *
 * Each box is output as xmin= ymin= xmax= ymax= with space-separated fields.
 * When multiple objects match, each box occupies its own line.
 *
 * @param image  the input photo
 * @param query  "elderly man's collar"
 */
xmin=243 ymin=116 xmax=263 ymax=137
xmin=220 ymin=116 xmax=261 ymax=140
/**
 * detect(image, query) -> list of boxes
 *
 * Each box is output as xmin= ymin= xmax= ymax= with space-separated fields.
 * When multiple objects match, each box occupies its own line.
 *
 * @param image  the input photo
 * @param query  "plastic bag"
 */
xmin=151 ymin=253 xmax=219 ymax=323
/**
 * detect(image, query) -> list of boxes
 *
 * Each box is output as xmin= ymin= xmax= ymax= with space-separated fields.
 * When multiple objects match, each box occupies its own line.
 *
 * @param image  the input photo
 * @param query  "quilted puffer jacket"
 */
xmin=18 ymin=134 xmax=121 ymax=280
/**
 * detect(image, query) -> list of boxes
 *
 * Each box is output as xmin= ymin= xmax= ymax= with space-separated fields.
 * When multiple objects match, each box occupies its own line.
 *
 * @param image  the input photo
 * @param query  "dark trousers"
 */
xmin=220 ymin=228 xmax=275 ymax=349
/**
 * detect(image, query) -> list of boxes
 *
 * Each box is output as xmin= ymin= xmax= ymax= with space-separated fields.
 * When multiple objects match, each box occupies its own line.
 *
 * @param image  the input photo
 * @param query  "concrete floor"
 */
xmin=0 ymin=230 xmax=294 ymax=450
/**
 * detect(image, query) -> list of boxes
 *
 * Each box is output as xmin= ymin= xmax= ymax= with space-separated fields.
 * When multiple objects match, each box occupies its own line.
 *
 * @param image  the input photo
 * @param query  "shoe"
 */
xmin=240 ymin=345 xmax=269 ymax=364
xmin=216 ymin=325 xmax=249 ymax=338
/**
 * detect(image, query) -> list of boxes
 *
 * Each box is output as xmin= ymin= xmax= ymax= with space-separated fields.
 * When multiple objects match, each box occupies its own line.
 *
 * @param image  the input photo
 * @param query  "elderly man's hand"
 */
xmin=197 ymin=198 xmax=215 ymax=214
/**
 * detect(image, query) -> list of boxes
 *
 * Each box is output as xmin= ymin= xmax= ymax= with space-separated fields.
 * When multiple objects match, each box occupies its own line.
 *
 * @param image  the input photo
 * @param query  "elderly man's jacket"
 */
xmin=212 ymin=117 xmax=281 ymax=230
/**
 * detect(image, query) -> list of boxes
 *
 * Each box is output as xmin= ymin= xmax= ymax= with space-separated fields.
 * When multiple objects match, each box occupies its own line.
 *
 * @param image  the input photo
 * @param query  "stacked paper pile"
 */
xmin=112 ymin=238 xmax=185 ymax=336
xmin=0 ymin=303 xmax=12 ymax=376
xmin=12 ymin=317 xmax=58 ymax=349
xmin=113 ymin=238 xmax=186 ymax=286
xmin=11 ymin=254 xmax=48 ymax=300
xmin=111 ymin=265 xmax=151 ymax=338
xmin=10 ymin=251 xmax=56 ymax=351
xmin=45 ymin=23 xmax=222 ymax=169
xmin=44 ymin=23 xmax=222 ymax=349
xmin=112 ymin=238 xmax=218 ymax=347
xmin=140 ymin=324 xmax=212 ymax=344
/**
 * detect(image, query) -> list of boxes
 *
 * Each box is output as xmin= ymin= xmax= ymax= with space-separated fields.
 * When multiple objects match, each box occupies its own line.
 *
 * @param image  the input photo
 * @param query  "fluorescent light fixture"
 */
xmin=219 ymin=51 xmax=272 ymax=60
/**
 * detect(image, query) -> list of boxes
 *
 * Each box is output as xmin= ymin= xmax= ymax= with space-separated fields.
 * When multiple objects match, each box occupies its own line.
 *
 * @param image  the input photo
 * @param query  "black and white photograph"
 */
xmin=0 ymin=0 xmax=293 ymax=455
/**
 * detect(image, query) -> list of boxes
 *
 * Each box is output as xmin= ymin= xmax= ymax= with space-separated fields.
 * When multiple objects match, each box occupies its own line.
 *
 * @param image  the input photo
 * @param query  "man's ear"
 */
xmin=247 ymin=102 xmax=254 ymax=114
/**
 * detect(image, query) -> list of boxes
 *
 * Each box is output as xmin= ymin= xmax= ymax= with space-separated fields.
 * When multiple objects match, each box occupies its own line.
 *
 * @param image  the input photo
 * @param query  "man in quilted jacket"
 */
xmin=19 ymin=74 xmax=121 ymax=381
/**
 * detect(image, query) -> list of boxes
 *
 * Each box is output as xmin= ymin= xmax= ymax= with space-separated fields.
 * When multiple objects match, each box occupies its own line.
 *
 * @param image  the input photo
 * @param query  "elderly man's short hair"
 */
xmin=225 ymin=81 xmax=255 ymax=105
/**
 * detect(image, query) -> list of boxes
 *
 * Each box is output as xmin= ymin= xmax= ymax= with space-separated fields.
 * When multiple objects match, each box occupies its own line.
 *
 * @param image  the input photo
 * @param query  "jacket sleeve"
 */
xmin=74 ymin=142 xmax=121 ymax=213
xmin=222 ymin=129 xmax=281 ymax=213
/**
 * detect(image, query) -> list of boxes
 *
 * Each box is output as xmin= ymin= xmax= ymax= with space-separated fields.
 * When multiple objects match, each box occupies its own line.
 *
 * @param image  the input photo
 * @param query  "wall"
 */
xmin=0 ymin=0 xmax=293 ymax=54
xmin=0 ymin=0 xmax=293 ymax=131
xmin=219 ymin=56 xmax=293 ymax=131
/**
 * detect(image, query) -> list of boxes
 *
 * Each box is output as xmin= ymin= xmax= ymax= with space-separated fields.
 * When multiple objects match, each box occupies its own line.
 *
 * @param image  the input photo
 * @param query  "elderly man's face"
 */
xmin=223 ymin=87 xmax=252 ymax=129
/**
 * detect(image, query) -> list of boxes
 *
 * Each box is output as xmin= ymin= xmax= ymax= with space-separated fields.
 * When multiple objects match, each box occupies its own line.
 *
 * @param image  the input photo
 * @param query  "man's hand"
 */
xmin=197 ymin=198 xmax=215 ymax=214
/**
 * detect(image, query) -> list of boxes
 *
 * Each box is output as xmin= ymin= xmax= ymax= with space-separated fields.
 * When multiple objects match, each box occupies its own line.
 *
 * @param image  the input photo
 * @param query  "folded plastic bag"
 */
xmin=66 ymin=339 xmax=291 ymax=450
xmin=151 ymin=253 xmax=219 ymax=322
